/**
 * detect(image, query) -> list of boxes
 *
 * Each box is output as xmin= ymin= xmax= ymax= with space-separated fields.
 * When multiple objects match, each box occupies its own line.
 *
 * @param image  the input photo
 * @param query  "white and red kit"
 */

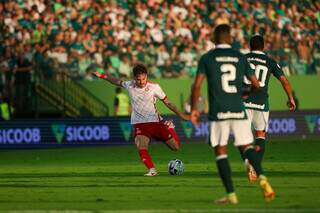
xmin=121 ymin=80 xmax=177 ymax=142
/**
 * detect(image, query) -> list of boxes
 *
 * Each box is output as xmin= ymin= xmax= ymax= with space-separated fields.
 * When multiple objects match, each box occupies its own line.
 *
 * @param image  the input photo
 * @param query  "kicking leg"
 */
xmin=163 ymin=120 xmax=180 ymax=151
xmin=135 ymin=135 xmax=157 ymax=176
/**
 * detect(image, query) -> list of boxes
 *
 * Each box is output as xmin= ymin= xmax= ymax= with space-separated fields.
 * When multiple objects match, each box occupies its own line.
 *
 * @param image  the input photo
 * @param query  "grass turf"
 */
xmin=0 ymin=140 xmax=320 ymax=211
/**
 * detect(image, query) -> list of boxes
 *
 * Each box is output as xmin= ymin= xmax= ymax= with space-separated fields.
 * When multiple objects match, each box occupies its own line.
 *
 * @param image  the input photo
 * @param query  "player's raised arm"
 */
xmin=92 ymin=71 xmax=123 ymax=87
xmin=278 ymin=75 xmax=296 ymax=111
xmin=161 ymin=97 xmax=190 ymax=121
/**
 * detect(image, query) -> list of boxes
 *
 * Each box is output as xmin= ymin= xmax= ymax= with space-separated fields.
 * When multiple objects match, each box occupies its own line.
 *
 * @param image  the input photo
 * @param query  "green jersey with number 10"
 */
xmin=244 ymin=51 xmax=284 ymax=111
xmin=197 ymin=44 xmax=255 ymax=121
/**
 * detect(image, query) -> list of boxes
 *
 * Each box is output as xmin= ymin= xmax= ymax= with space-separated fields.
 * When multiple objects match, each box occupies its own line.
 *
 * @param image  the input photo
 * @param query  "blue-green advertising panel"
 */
xmin=0 ymin=110 xmax=319 ymax=148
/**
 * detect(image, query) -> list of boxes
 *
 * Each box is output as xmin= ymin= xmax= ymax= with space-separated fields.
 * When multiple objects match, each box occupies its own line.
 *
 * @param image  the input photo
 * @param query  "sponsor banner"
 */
xmin=177 ymin=110 xmax=320 ymax=140
xmin=0 ymin=110 xmax=319 ymax=147
xmin=0 ymin=128 xmax=41 ymax=144
xmin=0 ymin=118 xmax=127 ymax=146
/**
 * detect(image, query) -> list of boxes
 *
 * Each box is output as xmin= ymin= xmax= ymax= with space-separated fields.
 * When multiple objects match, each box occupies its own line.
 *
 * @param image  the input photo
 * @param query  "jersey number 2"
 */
xmin=221 ymin=64 xmax=237 ymax=93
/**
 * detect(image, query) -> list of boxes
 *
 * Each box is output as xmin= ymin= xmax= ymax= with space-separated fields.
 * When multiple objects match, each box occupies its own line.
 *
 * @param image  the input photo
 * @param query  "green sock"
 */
xmin=216 ymin=155 xmax=234 ymax=194
xmin=243 ymin=147 xmax=263 ymax=176
xmin=238 ymin=147 xmax=246 ymax=161
xmin=255 ymin=138 xmax=266 ymax=164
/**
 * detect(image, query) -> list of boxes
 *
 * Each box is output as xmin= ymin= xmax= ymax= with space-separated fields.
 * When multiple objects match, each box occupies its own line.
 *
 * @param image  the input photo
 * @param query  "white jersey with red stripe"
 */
xmin=121 ymin=80 xmax=166 ymax=124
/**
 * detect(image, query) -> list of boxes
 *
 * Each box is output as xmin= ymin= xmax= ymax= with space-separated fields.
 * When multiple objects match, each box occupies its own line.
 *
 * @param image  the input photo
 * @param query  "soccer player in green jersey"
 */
xmin=191 ymin=24 xmax=275 ymax=204
xmin=243 ymin=35 xmax=296 ymax=182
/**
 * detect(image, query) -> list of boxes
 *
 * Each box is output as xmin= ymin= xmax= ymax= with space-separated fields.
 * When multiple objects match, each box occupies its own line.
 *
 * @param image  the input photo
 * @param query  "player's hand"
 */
xmin=191 ymin=110 xmax=200 ymax=126
xmin=180 ymin=113 xmax=191 ymax=121
xmin=242 ymin=84 xmax=251 ymax=100
xmin=92 ymin=71 xmax=107 ymax=79
xmin=242 ymin=93 xmax=249 ymax=100
xmin=287 ymin=98 xmax=296 ymax=112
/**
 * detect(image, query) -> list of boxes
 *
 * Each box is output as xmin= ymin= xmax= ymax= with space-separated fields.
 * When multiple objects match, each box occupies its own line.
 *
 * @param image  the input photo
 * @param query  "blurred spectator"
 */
xmin=156 ymin=44 xmax=170 ymax=70
xmin=114 ymin=87 xmax=130 ymax=116
xmin=296 ymin=39 xmax=312 ymax=75
xmin=184 ymin=88 xmax=208 ymax=114
xmin=118 ymin=55 xmax=131 ymax=78
xmin=14 ymin=54 xmax=32 ymax=115
xmin=0 ymin=94 xmax=14 ymax=120
xmin=0 ymin=0 xmax=318 ymax=90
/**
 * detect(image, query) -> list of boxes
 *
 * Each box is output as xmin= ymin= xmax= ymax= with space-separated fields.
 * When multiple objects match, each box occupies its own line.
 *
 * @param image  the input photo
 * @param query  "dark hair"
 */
xmin=250 ymin=35 xmax=264 ymax=51
xmin=133 ymin=64 xmax=148 ymax=77
xmin=214 ymin=24 xmax=231 ymax=44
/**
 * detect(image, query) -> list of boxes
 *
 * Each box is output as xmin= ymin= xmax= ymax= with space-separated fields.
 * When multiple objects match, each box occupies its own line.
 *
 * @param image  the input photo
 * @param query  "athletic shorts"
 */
xmin=133 ymin=121 xmax=173 ymax=142
xmin=246 ymin=109 xmax=269 ymax=132
xmin=208 ymin=119 xmax=254 ymax=147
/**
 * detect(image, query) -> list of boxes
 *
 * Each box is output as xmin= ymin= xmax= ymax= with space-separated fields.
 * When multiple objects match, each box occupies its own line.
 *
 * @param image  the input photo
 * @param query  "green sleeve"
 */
xmin=244 ymin=57 xmax=255 ymax=78
xmin=271 ymin=59 xmax=284 ymax=79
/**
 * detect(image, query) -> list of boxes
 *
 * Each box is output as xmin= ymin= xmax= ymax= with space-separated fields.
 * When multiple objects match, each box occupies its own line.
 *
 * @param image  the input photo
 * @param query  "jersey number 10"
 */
xmin=244 ymin=63 xmax=268 ymax=87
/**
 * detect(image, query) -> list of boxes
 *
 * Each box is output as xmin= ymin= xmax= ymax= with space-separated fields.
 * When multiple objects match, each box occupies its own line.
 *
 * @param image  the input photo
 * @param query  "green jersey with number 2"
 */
xmin=197 ymin=45 xmax=255 ymax=121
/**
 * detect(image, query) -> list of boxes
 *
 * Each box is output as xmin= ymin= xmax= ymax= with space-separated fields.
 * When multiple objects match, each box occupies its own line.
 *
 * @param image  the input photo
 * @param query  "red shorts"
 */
xmin=133 ymin=121 xmax=173 ymax=142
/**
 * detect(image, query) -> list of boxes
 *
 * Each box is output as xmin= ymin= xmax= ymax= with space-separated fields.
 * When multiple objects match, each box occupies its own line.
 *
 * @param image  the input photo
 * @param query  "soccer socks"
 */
xmin=243 ymin=146 xmax=263 ymax=176
xmin=255 ymin=138 xmax=266 ymax=164
xmin=239 ymin=138 xmax=266 ymax=163
xmin=138 ymin=149 xmax=155 ymax=170
xmin=238 ymin=147 xmax=246 ymax=161
xmin=216 ymin=155 xmax=234 ymax=194
xmin=168 ymin=127 xmax=180 ymax=147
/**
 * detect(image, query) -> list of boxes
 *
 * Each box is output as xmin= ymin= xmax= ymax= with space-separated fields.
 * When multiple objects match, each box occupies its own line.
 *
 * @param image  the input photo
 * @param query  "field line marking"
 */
xmin=3 ymin=209 xmax=320 ymax=213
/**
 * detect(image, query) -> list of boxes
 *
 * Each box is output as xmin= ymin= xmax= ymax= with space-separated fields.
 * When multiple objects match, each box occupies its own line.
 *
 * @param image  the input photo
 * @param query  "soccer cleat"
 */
xmin=214 ymin=193 xmax=238 ymax=204
xmin=144 ymin=168 xmax=158 ymax=177
xmin=260 ymin=178 xmax=275 ymax=202
xmin=245 ymin=159 xmax=257 ymax=182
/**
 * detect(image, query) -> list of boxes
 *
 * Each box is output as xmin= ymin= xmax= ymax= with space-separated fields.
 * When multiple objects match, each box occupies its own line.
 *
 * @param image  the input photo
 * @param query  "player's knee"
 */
xmin=134 ymin=135 xmax=150 ymax=149
xmin=255 ymin=130 xmax=266 ymax=138
xmin=241 ymin=144 xmax=254 ymax=152
xmin=214 ymin=145 xmax=227 ymax=156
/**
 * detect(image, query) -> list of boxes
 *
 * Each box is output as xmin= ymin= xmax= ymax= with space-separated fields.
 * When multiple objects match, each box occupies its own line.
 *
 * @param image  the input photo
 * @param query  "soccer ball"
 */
xmin=168 ymin=159 xmax=184 ymax=175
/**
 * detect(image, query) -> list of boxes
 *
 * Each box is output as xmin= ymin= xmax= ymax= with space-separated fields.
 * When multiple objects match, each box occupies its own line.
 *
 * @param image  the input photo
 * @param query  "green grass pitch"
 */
xmin=0 ymin=140 xmax=320 ymax=212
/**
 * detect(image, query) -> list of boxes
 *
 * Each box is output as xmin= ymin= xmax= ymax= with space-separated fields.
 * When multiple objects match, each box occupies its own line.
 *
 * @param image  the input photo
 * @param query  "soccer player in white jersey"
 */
xmin=93 ymin=64 xmax=190 ymax=176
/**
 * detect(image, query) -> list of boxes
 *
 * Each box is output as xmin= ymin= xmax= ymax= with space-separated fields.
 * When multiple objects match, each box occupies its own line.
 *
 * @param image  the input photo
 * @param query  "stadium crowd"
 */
xmin=0 ymin=0 xmax=319 ymax=89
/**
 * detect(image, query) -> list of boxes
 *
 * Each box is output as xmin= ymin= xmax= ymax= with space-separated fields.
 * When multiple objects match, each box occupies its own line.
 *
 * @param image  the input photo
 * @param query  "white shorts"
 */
xmin=208 ymin=119 xmax=254 ymax=147
xmin=246 ymin=109 xmax=269 ymax=132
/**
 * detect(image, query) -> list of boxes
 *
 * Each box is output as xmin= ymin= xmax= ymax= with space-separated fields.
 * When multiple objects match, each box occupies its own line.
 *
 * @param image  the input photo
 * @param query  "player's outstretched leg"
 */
xmin=239 ymin=133 xmax=266 ymax=182
xmin=246 ymin=131 xmax=267 ymax=182
xmin=135 ymin=135 xmax=158 ymax=176
xmin=240 ymin=145 xmax=275 ymax=201
xmin=214 ymin=146 xmax=238 ymax=205
xmin=163 ymin=120 xmax=180 ymax=151
xmin=238 ymin=147 xmax=257 ymax=182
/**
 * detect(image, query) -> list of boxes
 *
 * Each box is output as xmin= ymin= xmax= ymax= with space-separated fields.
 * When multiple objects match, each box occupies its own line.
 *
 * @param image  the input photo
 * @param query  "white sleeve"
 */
xmin=154 ymin=84 xmax=166 ymax=100
xmin=121 ymin=81 xmax=131 ymax=90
